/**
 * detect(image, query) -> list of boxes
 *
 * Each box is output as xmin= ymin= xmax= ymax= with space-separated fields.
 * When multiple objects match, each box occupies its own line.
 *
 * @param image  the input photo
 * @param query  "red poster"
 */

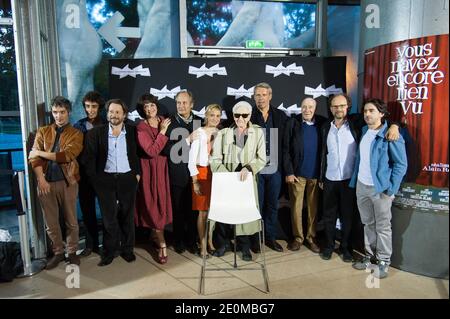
xmin=364 ymin=34 xmax=449 ymax=189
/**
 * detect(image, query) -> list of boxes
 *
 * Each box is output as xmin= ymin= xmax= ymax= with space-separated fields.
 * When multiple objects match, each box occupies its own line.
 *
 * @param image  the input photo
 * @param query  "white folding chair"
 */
xmin=198 ymin=172 xmax=270 ymax=294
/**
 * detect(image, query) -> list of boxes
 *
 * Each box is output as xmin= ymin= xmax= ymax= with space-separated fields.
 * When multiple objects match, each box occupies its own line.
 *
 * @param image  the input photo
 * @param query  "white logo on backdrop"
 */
xmin=192 ymin=107 xmax=228 ymax=120
xmin=266 ymin=62 xmax=305 ymax=77
xmin=111 ymin=64 xmax=150 ymax=79
xmin=277 ymin=103 xmax=301 ymax=117
xmin=127 ymin=110 xmax=143 ymax=122
xmin=304 ymin=84 xmax=343 ymax=98
xmin=227 ymin=85 xmax=255 ymax=99
xmin=150 ymin=85 xmax=183 ymax=100
xmin=188 ymin=63 xmax=227 ymax=78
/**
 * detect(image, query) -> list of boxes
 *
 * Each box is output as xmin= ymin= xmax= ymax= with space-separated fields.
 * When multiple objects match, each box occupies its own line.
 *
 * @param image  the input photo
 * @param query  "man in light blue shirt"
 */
xmin=105 ymin=124 xmax=131 ymax=173
xmin=319 ymin=94 xmax=365 ymax=262
xmin=84 ymin=99 xmax=141 ymax=267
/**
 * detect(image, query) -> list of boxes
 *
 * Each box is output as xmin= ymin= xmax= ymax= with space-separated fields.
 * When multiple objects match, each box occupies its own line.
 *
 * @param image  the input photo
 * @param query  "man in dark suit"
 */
xmin=74 ymin=91 xmax=106 ymax=257
xmin=162 ymin=90 xmax=202 ymax=254
xmin=83 ymin=99 xmax=141 ymax=266
xmin=250 ymin=82 xmax=288 ymax=253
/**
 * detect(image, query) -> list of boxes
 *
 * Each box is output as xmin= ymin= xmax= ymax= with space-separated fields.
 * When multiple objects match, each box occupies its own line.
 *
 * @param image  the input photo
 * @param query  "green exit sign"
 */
xmin=246 ymin=40 xmax=265 ymax=49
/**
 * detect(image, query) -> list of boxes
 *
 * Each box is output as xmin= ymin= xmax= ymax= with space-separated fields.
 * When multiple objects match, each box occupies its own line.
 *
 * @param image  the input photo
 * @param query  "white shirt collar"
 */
xmin=303 ymin=119 xmax=315 ymax=126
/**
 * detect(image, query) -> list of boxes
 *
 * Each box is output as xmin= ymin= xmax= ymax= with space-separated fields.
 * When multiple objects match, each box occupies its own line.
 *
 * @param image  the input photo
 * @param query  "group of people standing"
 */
xmin=29 ymin=82 xmax=407 ymax=279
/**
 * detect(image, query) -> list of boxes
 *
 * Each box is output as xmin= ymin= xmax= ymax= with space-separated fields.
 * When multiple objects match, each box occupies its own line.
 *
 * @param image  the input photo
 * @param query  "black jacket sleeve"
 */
xmin=82 ymin=127 xmax=100 ymax=178
xmin=283 ymin=117 xmax=295 ymax=176
xmin=127 ymin=124 xmax=142 ymax=176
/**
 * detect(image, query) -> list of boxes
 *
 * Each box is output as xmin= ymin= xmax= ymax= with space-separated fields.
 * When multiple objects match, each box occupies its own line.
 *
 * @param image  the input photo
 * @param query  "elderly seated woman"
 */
xmin=209 ymin=101 xmax=267 ymax=261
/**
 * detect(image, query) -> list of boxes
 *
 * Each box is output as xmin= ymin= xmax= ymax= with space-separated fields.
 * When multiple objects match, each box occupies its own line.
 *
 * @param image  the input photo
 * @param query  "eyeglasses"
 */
xmin=234 ymin=113 xmax=250 ymax=119
xmin=331 ymin=104 xmax=347 ymax=109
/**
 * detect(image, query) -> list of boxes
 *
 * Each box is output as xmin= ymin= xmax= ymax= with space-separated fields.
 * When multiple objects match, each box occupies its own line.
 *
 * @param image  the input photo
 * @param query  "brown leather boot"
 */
xmin=68 ymin=253 xmax=81 ymax=265
xmin=45 ymin=254 xmax=65 ymax=270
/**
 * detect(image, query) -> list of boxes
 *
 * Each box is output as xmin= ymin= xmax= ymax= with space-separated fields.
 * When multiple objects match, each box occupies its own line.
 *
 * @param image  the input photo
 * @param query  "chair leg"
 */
xmin=260 ymin=220 xmax=270 ymax=293
xmin=198 ymin=219 xmax=209 ymax=295
xmin=198 ymin=267 xmax=204 ymax=294
xmin=199 ymin=220 xmax=270 ymax=294
xmin=233 ymin=224 xmax=237 ymax=268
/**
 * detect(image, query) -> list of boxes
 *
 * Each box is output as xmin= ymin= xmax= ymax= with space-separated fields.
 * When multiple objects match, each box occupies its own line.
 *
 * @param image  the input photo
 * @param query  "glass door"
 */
xmin=0 ymin=0 xmax=22 ymax=242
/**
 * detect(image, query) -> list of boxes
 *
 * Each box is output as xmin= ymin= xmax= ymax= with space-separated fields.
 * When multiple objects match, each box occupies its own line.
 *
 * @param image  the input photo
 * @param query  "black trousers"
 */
xmin=214 ymin=223 xmax=251 ymax=251
xmin=170 ymin=184 xmax=196 ymax=247
xmin=78 ymin=173 xmax=99 ymax=250
xmin=93 ymin=172 xmax=138 ymax=258
xmin=322 ymin=179 xmax=356 ymax=252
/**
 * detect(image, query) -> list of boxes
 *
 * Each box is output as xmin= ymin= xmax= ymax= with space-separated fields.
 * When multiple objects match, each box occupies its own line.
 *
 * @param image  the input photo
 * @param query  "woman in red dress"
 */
xmin=188 ymin=104 xmax=222 ymax=257
xmin=135 ymin=94 xmax=172 ymax=264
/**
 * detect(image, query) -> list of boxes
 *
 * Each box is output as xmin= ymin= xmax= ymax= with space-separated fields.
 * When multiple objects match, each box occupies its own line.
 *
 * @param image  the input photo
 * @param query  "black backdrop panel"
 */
xmin=109 ymin=56 xmax=346 ymax=119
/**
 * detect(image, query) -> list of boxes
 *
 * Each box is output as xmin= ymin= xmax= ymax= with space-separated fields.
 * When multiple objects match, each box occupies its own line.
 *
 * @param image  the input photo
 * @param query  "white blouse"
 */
xmin=188 ymin=127 xmax=210 ymax=176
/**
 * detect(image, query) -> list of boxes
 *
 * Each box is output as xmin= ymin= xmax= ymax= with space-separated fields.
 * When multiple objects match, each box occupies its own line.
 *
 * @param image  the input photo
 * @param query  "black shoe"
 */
xmin=265 ymin=240 xmax=283 ymax=252
xmin=320 ymin=249 xmax=332 ymax=260
xmin=196 ymin=250 xmax=210 ymax=259
xmin=80 ymin=248 xmax=92 ymax=257
xmin=341 ymin=250 xmax=353 ymax=263
xmin=174 ymin=243 xmax=186 ymax=254
xmin=121 ymin=252 xmax=136 ymax=263
xmin=241 ymin=249 xmax=252 ymax=261
xmin=187 ymin=244 xmax=200 ymax=255
xmin=225 ymin=242 xmax=234 ymax=252
xmin=250 ymin=244 xmax=261 ymax=254
xmin=212 ymin=246 xmax=226 ymax=257
xmin=98 ymin=256 xmax=114 ymax=267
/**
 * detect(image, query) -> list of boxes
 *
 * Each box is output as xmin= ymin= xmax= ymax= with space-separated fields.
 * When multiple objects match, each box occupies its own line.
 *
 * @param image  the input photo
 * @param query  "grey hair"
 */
xmin=254 ymin=82 xmax=272 ymax=94
xmin=232 ymin=101 xmax=252 ymax=114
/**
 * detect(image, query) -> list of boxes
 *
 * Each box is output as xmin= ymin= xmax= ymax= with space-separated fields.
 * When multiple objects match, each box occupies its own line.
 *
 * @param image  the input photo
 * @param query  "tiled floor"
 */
xmin=0 ymin=242 xmax=448 ymax=299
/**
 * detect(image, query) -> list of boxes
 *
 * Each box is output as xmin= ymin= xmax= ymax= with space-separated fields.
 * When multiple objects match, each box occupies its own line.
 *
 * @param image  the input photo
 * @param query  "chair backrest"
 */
xmin=208 ymin=172 xmax=261 ymax=224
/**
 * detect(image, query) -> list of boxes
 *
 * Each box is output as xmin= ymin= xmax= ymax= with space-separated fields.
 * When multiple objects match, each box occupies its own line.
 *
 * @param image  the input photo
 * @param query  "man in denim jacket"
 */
xmin=349 ymin=99 xmax=407 ymax=279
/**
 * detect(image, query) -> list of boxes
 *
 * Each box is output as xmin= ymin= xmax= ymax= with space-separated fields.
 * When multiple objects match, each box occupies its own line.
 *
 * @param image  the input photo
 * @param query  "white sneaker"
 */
xmin=352 ymin=256 xmax=371 ymax=270
xmin=373 ymin=261 xmax=389 ymax=279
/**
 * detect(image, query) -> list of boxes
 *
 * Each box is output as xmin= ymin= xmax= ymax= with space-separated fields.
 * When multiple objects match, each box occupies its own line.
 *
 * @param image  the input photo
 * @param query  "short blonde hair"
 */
xmin=205 ymin=103 xmax=222 ymax=115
